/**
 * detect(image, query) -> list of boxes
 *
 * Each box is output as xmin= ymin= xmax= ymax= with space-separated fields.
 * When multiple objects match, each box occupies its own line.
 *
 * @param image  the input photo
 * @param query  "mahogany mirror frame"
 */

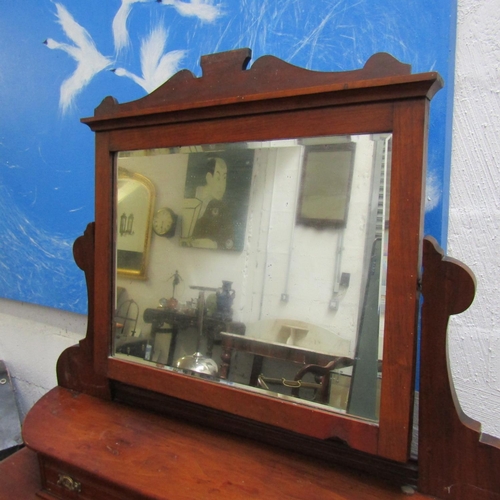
xmin=77 ymin=48 xmax=442 ymax=464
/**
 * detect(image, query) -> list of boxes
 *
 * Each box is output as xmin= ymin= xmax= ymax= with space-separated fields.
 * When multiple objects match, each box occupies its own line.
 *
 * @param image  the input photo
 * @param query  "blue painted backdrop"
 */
xmin=0 ymin=0 xmax=456 ymax=314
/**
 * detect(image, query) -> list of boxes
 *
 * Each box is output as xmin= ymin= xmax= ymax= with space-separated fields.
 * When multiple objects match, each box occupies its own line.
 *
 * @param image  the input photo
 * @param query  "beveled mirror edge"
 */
xmin=78 ymin=49 xmax=442 ymax=463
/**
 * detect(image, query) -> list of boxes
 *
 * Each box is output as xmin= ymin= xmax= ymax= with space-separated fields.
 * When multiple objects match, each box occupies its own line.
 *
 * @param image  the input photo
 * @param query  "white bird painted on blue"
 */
xmin=158 ymin=0 xmax=221 ymax=23
xmin=112 ymin=0 xmax=152 ymax=54
xmin=112 ymin=25 xmax=186 ymax=93
xmin=44 ymin=3 xmax=112 ymax=113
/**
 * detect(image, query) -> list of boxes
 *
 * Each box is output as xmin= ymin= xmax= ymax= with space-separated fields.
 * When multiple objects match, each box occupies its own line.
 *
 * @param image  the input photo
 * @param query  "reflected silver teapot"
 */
xmin=176 ymin=352 xmax=218 ymax=376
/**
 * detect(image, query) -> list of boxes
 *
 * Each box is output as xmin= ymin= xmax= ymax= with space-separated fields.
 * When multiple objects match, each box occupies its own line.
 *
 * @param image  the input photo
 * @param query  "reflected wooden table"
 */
xmin=143 ymin=308 xmax=245 ymax=364
xmin=218 ymin=331 xmax=353 ymax=387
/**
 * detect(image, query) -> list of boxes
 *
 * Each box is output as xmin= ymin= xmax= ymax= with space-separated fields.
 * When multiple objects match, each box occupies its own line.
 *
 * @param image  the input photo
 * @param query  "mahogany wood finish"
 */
xmin=56 ymin=223 xmax=110 ymax=400
xmin=22 ymin=386 xmax=433 ymax=500
xmin=418 ymin=237 xmax=500 ymax=500
xmin=107 ymin=356 xmax=380 ymax=452
xmin=110 ymin=382 xmax=419 ymax=487
xmin=75 ymin=48 xmax=443 ymax=464
xmin=83 ymin=49 xmax=415 ymax=130
xmin=0 ymin=448 xmax=41 ymax=500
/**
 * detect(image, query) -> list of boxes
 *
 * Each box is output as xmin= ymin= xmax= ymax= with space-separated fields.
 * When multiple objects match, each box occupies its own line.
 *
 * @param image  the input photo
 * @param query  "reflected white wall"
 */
xmin=115 ymin=136 xmax=382 ymax=358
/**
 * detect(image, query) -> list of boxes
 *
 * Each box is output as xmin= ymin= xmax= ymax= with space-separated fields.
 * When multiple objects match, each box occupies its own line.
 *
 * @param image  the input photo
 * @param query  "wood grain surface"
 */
xmin=23 ymin=387 xmax=434 ymax=500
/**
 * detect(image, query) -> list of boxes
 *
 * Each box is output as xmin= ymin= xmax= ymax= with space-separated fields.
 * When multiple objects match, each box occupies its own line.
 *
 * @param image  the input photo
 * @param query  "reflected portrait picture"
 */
xmin=181 ymin=149 xmax=254 ymax=251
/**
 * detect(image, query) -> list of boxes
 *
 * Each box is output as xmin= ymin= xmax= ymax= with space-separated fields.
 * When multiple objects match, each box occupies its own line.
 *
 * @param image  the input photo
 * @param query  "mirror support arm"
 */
xmin=419 ymin=236 xmax=500 ymax=498
xmin=56 ymin=222 xmax=111 ymax=400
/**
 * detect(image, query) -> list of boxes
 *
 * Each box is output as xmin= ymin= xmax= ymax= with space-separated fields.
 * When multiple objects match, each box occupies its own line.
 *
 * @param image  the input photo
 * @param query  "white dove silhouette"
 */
xmin=112 ymin=24 xmax=186 ymax=93
xmin=159 ymin=0 xmax=221 ymax=23
xmin=44 ymin=3 xmax=112 ymax=113
xmin=112 ymin=0 xmax=151 ymax=54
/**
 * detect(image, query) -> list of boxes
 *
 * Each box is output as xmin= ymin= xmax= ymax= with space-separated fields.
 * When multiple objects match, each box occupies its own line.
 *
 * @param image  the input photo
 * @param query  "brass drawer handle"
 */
xmin=57 ymin=474 xmax=82 ymax=493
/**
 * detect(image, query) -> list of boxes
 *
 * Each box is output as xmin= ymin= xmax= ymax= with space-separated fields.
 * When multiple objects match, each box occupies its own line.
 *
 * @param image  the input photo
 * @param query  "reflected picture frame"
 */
xmin=116 ymin=168 xmax=156 ymax=279
xmin=297 ymin=142 xmax=355 ymax=228
xmin=181 ymin=148 xmax=255 ymax=251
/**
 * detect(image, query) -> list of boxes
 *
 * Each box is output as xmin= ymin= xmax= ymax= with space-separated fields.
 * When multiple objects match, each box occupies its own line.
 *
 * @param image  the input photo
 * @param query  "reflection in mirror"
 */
xmin=116 ymin=169 xmax=155 ymax=278
xmin=113 ymin=134 xmax=391 ymax=422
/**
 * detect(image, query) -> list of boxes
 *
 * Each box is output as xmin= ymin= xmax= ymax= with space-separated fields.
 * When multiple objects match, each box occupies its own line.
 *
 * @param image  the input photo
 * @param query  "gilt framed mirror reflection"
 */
xmin=116 ymin=169 xmax=156 ymax=278
xmin=82 ymin=48 xmax=442 ymax=463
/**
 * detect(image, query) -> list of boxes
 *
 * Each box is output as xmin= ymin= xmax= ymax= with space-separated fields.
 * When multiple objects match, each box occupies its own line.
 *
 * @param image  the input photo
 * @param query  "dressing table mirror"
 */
xmin=20 ymin=49 xmax=500 ymax=500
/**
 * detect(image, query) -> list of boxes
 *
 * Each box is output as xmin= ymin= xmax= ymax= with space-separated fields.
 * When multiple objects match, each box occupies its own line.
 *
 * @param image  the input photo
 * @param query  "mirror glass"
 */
xmin=113 ymin=134 xmax=391 ymax=422
xmin=116 ymin=170 xmax=155 ymax=278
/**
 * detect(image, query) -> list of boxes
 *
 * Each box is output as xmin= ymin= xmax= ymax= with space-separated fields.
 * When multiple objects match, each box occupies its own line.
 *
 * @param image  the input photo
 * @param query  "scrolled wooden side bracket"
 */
xmin=56 ymin=223 xmax=111 ymax=399
xmin=418 ymin=236 xmax=500 ymax=500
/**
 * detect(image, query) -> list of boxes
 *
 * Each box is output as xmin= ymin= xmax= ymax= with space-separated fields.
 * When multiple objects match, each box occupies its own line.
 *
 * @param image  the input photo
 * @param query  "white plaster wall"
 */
xmin=0 ymin=298 xmax=85 ymax=421
xmin=447 ymin=0 xmax=500 ymax=439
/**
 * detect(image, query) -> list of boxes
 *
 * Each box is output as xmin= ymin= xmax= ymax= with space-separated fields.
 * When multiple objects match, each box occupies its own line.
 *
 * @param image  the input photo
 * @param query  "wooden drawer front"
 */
xmin=39 ymin=456 xmax=148 ymax=500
